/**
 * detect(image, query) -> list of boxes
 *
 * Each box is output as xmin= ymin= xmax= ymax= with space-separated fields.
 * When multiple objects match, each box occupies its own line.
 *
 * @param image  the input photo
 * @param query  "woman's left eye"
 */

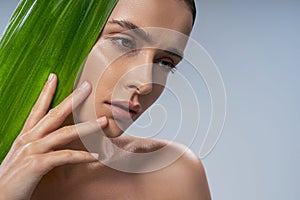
xmin=111 ymin=37 xmax=136 ymax=50
xmin=157 ymin=60 xmax=177 ymax=73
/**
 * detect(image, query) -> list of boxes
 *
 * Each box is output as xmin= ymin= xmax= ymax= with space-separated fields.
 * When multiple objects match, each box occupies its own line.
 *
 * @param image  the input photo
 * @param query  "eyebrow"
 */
xmin=108 ymin=19 xmax=184 ymax=60
xmin=108 ymin=19 xmax=152 ymax=44
xmin=166 ymin=48 xmax=184 ymax=60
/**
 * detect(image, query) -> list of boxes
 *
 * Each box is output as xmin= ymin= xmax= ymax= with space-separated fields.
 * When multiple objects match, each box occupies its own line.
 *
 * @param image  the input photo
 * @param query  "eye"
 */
xmin=110 ymin=37 xmax=136 ymax=51
xmin=156 ymin=60 xmax=177 ymax=73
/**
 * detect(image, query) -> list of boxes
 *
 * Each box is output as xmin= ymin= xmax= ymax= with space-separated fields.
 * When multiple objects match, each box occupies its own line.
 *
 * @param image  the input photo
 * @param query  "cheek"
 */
xmin=93 ymin=65 xmax=124 ymax=116
xmin=93 ymin=63 xmax=124 ymax=100
xmin=93 ymin=70 xmax=113 ymax=107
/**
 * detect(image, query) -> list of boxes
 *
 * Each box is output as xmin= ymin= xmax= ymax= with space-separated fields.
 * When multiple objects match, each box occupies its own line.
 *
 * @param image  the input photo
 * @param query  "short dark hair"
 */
xmin=181 ymin=0 xmax=196 ymax=24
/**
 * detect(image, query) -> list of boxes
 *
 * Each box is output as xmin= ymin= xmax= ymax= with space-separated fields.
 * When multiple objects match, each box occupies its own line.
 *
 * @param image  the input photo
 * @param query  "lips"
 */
xmin=104 ymin=101 xmax=141 ymax=121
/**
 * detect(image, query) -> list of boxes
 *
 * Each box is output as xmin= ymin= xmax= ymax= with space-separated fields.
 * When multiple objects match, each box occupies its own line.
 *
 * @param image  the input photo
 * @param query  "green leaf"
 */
xmin=0 ymin=0 xmax=118 ymax=162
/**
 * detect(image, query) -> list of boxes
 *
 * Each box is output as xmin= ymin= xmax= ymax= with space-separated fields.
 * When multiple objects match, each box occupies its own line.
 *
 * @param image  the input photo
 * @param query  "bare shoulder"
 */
xmin=115 ymin=136 xmax=211 ymax=199
xmin=156 ymin=141 xmax=211 ymax=200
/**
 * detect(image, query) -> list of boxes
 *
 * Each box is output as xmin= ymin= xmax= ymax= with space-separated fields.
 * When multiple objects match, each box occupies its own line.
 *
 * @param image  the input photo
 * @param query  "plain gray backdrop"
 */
xmin=1 ymin=0 xmax=299 ymax=199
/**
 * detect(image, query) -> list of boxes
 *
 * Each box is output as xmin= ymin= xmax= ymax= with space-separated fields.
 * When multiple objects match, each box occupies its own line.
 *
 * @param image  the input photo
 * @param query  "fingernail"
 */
xmin=47 ymin=73 xmax=55 ymax=83
xmin=97 ymin=116 xmax=107 ymax=124
xmin=90 ymin=153 xmax=99 ymax=159
xmin=79 ymin=81 xmax=89 ymax=91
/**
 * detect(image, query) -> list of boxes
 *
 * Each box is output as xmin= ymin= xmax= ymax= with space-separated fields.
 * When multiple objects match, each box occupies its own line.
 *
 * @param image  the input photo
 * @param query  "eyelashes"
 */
xmin=110 ymin=37 xmax=136 ymax=51
xmin=108 ymin=36 xmax=178 ymax=73
xmin=155 ymin=60 xmax=177 ymax=74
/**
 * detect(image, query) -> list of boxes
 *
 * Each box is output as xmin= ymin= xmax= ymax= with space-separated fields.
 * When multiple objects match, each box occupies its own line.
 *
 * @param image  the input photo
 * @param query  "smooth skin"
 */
xmin=0 ymin=76 xmax=108 ymax=200
xmin=0 ymin=0 xmax=211 ymax=199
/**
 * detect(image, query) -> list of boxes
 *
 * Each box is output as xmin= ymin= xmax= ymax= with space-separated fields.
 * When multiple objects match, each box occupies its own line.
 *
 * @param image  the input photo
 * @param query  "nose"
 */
xmin=126 ymin=50 xmax=154 ymax=95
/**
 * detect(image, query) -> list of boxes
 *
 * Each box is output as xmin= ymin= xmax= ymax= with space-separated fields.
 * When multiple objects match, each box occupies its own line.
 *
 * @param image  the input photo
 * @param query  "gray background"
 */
xmin=1 ymin=0 xmax=299 ymax=199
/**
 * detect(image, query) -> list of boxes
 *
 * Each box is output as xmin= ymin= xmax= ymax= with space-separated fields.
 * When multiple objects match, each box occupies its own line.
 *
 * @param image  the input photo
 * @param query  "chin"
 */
xmin=102 ymin=117 xmax=129 ymax=138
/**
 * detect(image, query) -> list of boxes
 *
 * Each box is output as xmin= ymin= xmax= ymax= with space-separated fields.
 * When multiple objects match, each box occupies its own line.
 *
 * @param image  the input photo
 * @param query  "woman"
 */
xmin=0 ymin=0 xmax=211 ymax=199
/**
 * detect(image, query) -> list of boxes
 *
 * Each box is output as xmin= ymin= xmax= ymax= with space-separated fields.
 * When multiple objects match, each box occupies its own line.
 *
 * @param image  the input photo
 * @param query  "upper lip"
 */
xmin=105 ymin=101 xmax=141 ymax=114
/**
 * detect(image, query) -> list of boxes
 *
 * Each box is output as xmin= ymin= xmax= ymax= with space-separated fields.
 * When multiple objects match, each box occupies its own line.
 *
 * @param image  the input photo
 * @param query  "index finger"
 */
xmin=30 ymin=81 xmax=92 ymax=138
xmin=21 ymin=73 xmax=57 ymax=134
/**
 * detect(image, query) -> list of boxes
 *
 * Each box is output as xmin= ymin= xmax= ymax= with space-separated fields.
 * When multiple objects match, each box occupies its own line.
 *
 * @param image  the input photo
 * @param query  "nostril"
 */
xmin=128 ymin=85 xmax=138 ymax=90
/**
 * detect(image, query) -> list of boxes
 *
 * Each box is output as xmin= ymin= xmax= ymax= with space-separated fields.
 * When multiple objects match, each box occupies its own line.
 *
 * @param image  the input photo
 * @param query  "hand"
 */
xmin=0 ymin=73 xmax=108 ymax=200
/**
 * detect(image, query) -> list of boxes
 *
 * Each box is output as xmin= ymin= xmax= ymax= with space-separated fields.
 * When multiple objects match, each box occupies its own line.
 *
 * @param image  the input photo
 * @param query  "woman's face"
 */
xmin=75 ymin=0 xmax=193 ymax=137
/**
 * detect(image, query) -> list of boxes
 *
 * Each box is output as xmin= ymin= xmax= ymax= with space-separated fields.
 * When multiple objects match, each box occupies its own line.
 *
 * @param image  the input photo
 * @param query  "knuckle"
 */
xmin=60 ymin=125 xmax=74 ymax=135
xmin=29 ymin=155 xmax=52 ymax=173
xmin=33 ymin=156 xmax=51 ymax=173
xmin=28 ymin=155 xmax=46 ymax=171
xmin=48 ymin=107 xmax=64 ymax=119
xmin=14 ymin=136 xmax=25 ymax=147
xmin=14 ymin=134 xmax=30 ymax=147
xmin=28 ymin=154 xmax=39 ymax=163
xmin=64 ymin=150 xmax=74 ymax=158
xmin=64 ymin=150 xmax=84 ymax=160
xmin=21 ymin=142 xmax=36 ymax=155
xmin=61 ymin=150 xmax=77 ymax=161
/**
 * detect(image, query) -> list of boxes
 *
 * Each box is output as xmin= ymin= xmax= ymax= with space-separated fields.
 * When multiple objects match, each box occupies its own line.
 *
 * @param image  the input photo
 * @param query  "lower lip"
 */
xmin=105 ymin=103 xmax=134 ymax=121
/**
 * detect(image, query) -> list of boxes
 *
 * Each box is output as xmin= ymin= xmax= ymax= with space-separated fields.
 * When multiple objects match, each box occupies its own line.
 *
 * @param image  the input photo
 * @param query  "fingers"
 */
xmin=21 ymin=73 xmax=57 ymax=134
xmin=35 ymin=117 xmax=108 ymax=153
xmin=28 ymin=150 xmax=99 ymax=175
xmin=31 ymin=81 xmax=92 ymax=139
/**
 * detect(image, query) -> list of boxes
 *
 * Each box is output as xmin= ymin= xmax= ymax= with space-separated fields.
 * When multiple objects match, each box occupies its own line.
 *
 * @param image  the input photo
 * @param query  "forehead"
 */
xmin=109 ymin=0 xmax=193 ymax=36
